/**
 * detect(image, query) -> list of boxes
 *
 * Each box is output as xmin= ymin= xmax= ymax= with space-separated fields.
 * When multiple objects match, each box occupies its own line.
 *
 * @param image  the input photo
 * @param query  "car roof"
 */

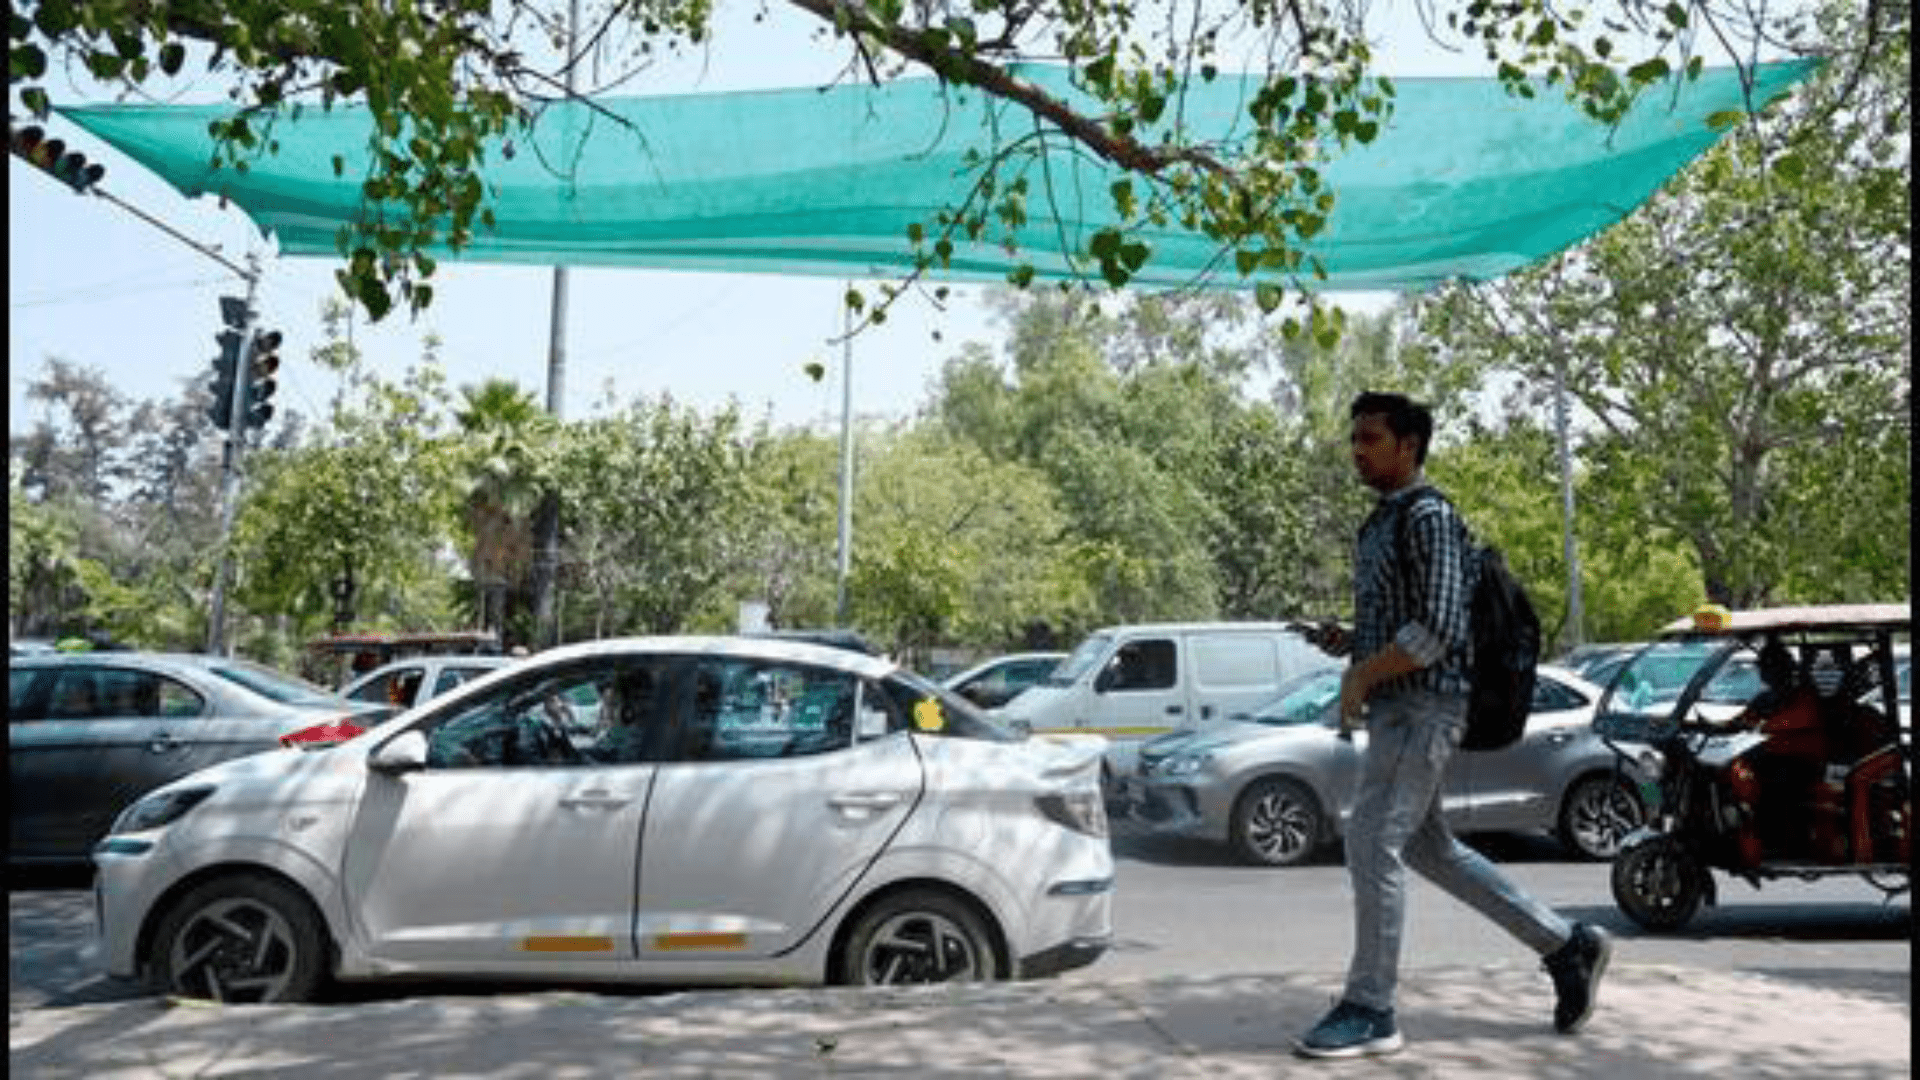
xmin=1660 ymin=604 xmax=1911 ymax=637
xmin=527 ymin=635 xmax=902 ymax=678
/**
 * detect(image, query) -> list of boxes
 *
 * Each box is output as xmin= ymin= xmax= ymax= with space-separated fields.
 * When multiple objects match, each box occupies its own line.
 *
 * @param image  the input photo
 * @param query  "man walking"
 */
xmin=1294 ymin=391 xmax=1610 ymax=1059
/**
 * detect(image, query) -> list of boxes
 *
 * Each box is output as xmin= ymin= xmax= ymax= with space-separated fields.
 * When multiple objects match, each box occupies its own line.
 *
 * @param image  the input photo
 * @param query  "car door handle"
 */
xmin=1200 ymin=704 xmax=1214 ymax=720
xmin=559 ymin=790 xmax=632 ymax=811
xmin=828 ymin=792 xmax=905 ymax=812
xmin=147 ymin=734 xmax=185 ymax=754
xmin=1165 ymin=705 xmax=1184 ymax=715
xmin=1545 ymin=730 xmax=1574 ymax=747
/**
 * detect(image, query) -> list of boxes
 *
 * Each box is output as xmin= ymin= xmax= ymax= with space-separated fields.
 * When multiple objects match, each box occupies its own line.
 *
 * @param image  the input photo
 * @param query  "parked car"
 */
xmin=93 ymin=635 xmax=1115 ymax=1003
xmin=339 ymin=655 xmax=517 ymax=711
xmin=1115 ymin=664 xmax=1645 ymax=865
xmin=994 ymin=622 xmax=1327 ymax=779
xmin=1555 ymin=642 xmax=1644 ymax=684
xmin=943 ymin=652 xmax=1066 ymax=710
xmin=9 ymin=652 xmax=390 ymax=867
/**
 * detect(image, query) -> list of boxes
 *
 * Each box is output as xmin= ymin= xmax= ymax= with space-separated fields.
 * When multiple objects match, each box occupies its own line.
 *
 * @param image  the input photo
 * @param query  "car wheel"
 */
xmin=151 ymin=874 xmax=329 ymax=1003
xmin=1611 ymin=835 xmax=1706 ymax=932
xmin=1557 ymin=774 xmax=1645 ymax=860
xmin=837 ymin=889 xmax=1000 ymax=986
xmin=1230 ymin=777 xmax=1323 ymax=868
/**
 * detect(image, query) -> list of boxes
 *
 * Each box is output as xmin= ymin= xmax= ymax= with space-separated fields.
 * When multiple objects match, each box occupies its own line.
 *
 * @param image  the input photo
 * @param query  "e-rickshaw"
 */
xmin=1594 ymin=604 xmax=1910 ymax=932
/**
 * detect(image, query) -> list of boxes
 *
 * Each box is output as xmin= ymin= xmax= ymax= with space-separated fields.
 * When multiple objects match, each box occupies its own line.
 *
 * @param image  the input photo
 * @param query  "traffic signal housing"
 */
xmin=206 ymin=331 xmax=244 ymax=430
xmin=244 ymin=330 xmax=282 ymax=429
xmin=9 ymin=124 xmax=105 ymax=193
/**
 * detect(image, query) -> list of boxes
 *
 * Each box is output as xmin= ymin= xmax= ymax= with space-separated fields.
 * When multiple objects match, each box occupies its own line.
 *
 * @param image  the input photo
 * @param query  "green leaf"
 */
xmin=1089 ymin=228 xmax=1121 ymax=259
xmin=1704 ymin=109 xmax=1744 ymax=131
xmin=907 ymin=221 xmax=924 ymax=244
xmin=10 ymin=43 xmax=45 ymax=79
xmin=1664 ymin=2 xmax=1688 ymax=28
xmin=1772 ymin=153 xmax=1805 ymax=182
xmin=844 ymin=287 xmax=866 ymax=313
xmin=1118 ymin=241 xmax=1150 ymax=272
xmin=1627 ymin=58 xmax=1671 ymax=83
xmin=159 ymin=41 xmax=185 ymax=76
xmin=1235 ymin=249 xmax=1259 ymax=276
xmin=1007 ymin=264 xmax=1035 ymax=288
xmin=1255 ymin=283 xmax=1283 ymax=313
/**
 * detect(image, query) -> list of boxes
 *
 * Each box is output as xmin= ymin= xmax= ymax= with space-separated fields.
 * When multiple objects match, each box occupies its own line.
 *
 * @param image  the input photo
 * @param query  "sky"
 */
xmin=6 ymin=3 xmax=1790 ymax=441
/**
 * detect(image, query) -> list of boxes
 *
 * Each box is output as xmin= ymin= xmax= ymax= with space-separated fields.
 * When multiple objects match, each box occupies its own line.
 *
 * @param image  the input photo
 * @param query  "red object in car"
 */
xmin=279 ymin=717 xmax=367 ymax=749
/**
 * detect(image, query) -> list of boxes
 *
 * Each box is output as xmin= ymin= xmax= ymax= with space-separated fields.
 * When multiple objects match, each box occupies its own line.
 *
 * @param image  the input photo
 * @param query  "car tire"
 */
xmin=836 ymin=889 xmax=1000 ymax=986
xmin=1611 ymin=835 xmax=1707 ymax=932
xmin=150 ymin=873 xmax=330 ymax=1004
xmin=1557 ymin=774 xmax=1645 ymax=860
xmin=1230 ymin=776 xmax=1324 ymax=868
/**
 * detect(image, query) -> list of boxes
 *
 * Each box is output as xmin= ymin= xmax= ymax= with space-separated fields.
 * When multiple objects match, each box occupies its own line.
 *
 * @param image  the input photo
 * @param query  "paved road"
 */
xmin=10 ymin=827 xmax=1909 ymax=1012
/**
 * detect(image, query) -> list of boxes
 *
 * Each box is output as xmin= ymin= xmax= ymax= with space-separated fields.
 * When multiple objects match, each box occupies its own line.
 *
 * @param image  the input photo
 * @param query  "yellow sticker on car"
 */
xmin=651 ymin=932 xmax=749 ymax=952
xmin=521 ymin=936 xmax=615 ymax=953
xmin=913 ymin=699 xmax=946 ymax=732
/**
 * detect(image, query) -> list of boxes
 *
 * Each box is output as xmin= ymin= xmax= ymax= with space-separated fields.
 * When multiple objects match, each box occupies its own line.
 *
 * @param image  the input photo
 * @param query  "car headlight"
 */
xmin=110 ymin=785 xmax=216 ymax=835
xmin=1157 ymin=752 xmax=1212 ymax=777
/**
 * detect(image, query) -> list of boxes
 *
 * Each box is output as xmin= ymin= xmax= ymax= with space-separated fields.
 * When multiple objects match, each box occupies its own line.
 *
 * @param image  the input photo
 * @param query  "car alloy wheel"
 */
xmin=839 ymin=889 xmax=999 ymax=985
xmin=153 ymin=875 xmax=328 ymax=1003
xmin=1558 ymin=774 xmax=1646 ymax=860
xmin=1231 ymin=777 xmax=1323 ymax=867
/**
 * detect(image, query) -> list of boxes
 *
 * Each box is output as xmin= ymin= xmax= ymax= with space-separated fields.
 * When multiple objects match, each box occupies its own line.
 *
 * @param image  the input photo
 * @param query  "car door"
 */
xmin=340 ymin=657 xmax=664 ymax=966
xmin=632 ymin=655 xmax=922 ymax=962
xmin=1092 ymin=636 xmax=1189 ymax=735
xmin=11 ymin=663 xmax=213 ymax=859
xmin=1455 ymin=674 xmax=1594 ymax=833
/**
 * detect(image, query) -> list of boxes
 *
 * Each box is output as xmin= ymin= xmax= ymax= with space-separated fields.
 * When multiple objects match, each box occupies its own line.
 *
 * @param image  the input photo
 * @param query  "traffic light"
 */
xmin=206 ymin=295 xmax=251 ymax=431
xmin=244 ymin=329 xmax=282 ymax=429
xmin=8 ymin=124 xmax=105 ymax=193
xmin=206 ymin=331 xmax=244 ymax=430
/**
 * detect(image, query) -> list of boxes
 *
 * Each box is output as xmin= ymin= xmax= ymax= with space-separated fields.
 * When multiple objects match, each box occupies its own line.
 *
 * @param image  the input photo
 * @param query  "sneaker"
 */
xmin=1293 ymin=999 xmax=1403 ymax=1059
xmin=1543 ymin=922 xmax=1611 ymax=1034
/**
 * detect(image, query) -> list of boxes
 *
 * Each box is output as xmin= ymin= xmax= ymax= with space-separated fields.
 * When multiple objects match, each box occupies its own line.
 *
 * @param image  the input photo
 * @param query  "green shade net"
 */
xmin=61 ymin=60 xmax=1816 ymax=292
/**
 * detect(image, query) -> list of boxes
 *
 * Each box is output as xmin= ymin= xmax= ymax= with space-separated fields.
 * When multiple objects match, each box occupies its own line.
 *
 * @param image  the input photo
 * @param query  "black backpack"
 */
xmin=1394 ymin=489 xmax=1540 ymax=752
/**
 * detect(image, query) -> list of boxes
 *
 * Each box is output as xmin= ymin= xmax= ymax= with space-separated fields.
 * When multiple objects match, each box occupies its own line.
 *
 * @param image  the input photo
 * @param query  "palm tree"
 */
xmin=453 ymin=379 xmax=553 ymax=642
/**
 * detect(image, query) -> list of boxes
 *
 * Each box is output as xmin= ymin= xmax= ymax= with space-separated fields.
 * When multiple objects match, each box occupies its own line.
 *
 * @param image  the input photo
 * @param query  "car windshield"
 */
xmin=1602 ymin=641 xmax=1718 ymax=710
xmin=880 ymin=671 xmax=1021 ymax=743
xmin=1244 ymin=667 xmax=1343 ymax=726
xmin=205 ymin=659 xmax=338 ymax=704
xmin=1045 ymin=633 xmax=1113 ymax=686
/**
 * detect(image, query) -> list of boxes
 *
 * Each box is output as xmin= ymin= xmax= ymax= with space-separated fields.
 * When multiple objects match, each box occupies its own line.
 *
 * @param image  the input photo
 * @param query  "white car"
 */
xmin=338 ymin=654 xmax=516 ymax=711
xmin=92 ymin=636 xmax=1114 ymax=1002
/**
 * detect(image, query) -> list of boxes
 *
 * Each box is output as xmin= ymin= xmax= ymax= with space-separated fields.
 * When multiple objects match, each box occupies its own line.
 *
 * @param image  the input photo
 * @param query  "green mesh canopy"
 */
xmin=60 ymin=60 xmax=1817 ymax=292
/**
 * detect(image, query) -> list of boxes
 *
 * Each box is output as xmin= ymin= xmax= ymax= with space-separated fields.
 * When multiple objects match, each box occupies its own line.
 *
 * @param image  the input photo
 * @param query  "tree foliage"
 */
xmin=1420 ymin=1 xmax=1909 ymax=611
xmin=9 ymin=0 xmax=1837 ymax=326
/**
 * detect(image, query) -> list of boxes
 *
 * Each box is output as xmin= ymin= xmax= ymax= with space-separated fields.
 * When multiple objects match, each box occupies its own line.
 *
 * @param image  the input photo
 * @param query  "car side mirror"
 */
xmin=369 ymin=730 xmax=428 ymax=773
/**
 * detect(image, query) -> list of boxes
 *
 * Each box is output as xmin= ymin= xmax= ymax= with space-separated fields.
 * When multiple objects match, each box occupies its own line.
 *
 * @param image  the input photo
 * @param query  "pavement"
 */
xmin=10 ymin=960 xmax=1911 ymax=1079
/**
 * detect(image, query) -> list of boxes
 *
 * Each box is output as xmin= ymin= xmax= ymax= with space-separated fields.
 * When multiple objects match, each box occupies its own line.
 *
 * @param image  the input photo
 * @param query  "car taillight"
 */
xmin=1036 ymin=790 xmax=1108 ymax=838
xmin=280 ymin=716 xmax=366 ymax=750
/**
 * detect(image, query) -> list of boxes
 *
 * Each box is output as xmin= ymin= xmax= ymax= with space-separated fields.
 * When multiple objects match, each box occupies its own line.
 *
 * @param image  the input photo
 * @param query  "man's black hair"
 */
xmin=1350 ymin=391 xmax=1434 ymax=465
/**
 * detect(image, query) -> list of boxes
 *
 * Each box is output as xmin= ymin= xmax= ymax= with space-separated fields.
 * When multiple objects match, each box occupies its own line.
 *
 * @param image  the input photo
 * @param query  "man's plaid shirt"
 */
xmin=1352 ymin=480 xmax=1473 ymax=697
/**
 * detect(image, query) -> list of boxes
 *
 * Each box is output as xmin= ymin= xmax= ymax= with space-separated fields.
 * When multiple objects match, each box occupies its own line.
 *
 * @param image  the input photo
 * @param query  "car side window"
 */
xmin=1530 ymin=677 xmax=1587 ymax=714
xmin=45 ymin=669 xmax=107 ymax=720
xmin=1105 ymin=640 xmax=1177 ymax=692
xmin=9 ymin=668 xmax=47 ymax=720
xmin=433 ymin=666 xmax=490 ymax=696
xmin=424 ymin=672 xmax=590 ymax=769
xmin=685 ymin=659 xmax=855 ymax=761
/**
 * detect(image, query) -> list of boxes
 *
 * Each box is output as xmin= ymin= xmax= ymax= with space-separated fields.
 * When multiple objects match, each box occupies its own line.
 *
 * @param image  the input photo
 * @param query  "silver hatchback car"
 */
xmin=1116 ymin=664 xmax=1644 ymax=865
xmin=93 ymin=636 xmax=1114 ymax=1002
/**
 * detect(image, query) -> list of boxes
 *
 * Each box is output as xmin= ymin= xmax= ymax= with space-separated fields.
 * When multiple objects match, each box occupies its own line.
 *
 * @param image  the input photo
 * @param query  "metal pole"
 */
xmin=206 ymin=253 xmax=262 ymax=656
xmin=1552 ymin=351 xmax=1584 ymax=647
xmin=531 ymin=0 xmax=581 ymax=649
xmin=835 ymin=298 xmax=855 ymax=625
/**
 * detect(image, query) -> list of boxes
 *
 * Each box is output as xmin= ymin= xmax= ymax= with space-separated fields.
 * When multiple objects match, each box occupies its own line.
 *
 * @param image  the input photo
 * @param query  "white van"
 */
xmin=995 ymin=622 xmax=1329 ymax=774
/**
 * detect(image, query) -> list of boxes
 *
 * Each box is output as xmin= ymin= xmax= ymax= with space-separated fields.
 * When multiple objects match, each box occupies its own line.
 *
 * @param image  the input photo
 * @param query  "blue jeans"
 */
xmin=1341 ymin=689 xmax=1572 ymax=1012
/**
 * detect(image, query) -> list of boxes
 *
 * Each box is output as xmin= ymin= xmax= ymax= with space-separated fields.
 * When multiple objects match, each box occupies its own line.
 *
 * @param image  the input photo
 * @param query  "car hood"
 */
xmin=136 ymin=736 xmax=369 ymax=811
xmin=1140 ymin=718 xmax=1321 ymax=758
xmin=992 ymin=683 xmax=1072 ymax=723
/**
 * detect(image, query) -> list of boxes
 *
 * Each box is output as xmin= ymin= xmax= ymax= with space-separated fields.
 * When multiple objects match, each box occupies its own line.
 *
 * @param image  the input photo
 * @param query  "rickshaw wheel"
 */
xmin=1611 ymin=835 xmax=1707 ymax=932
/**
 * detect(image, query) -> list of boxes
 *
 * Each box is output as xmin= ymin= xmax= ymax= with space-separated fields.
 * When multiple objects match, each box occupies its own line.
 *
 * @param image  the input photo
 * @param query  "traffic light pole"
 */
xmin=206 ymin=254 xmax=262 ymax=656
